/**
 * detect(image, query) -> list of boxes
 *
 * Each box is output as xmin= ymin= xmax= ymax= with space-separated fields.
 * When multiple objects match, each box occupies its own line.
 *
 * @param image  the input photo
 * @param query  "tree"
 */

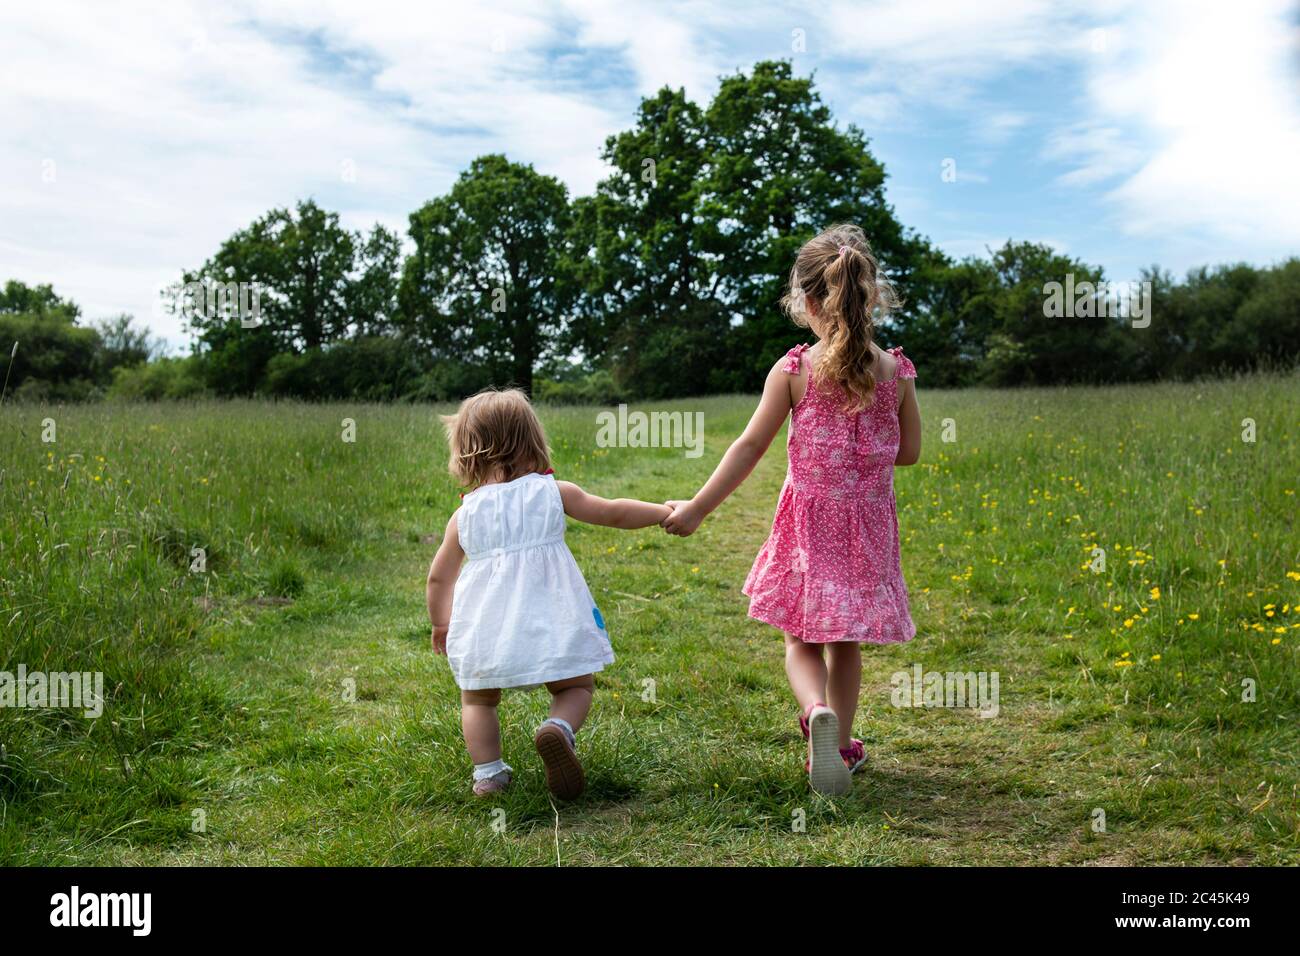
xmin=0 ymin=280 xmax=98 ymax=400
xmin=400 ymin=155 xmax=572 ymax=395
xmin=895 ymin=249 xmax=1001 ymax=387
xmin=1231 ymin=258 xmax=1300 ymax=367
xmin=93 ymin=313 xmax=160 ymax=377
xmin=0 ymin=316 xmax=100 ymax=399
xmin=0 ymin=280 xmax=80 ymax=323
xmin=180 ymin=199 xmax=357 ymax=354
xmin=176 ymin=200 xmax=404 ymax=395
xmin=699 ymin=61 xmax=932 ymax=387
xmin=346 ymin=225 xmax=403 ymax=338
xmin=566 ymin=87 xmax=732 ymax=397
xmin=1174 ymin=263 xmax=1264 ymax=372
xmin=572 ymin=61 xmax=933 ymax=395
xmin=977 ymin=241 xmax=1115 ymax=385
xmin=1128 ymin=265 xmax=1183 ymax=380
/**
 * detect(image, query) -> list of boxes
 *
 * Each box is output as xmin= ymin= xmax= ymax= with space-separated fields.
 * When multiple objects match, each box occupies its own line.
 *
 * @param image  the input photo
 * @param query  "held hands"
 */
xmin=661 ymin=499 xmax=705 ymax=537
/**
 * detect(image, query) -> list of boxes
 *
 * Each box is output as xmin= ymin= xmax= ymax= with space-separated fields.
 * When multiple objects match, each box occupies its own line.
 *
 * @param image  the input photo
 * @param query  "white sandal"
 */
xmin=806 ymin=704 xmax=852 ymax=796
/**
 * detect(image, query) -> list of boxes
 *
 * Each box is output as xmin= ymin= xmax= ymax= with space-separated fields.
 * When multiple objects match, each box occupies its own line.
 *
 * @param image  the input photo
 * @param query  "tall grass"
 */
xmin=0 ymin=374 xmax=1295 ymax=864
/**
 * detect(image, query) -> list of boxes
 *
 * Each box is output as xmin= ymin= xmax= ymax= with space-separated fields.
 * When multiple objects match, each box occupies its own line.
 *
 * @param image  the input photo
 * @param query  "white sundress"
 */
xmin=446 ymin=472 xmax=613 ymax=690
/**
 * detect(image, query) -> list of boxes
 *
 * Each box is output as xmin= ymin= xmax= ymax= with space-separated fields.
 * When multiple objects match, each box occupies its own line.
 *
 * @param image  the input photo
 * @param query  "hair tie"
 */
xmin=838 ymin=244 xmax=850 ymax=257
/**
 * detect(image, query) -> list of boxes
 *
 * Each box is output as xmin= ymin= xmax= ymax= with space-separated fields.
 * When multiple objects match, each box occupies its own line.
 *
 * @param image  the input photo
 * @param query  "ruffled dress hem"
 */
xmin=743 ymin=583 xmax=917 ymax=645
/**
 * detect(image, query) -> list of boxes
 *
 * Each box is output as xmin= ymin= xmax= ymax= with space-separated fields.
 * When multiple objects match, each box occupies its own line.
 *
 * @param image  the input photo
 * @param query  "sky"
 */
xmin=2 ymin=0 xmax=1299 ymax=350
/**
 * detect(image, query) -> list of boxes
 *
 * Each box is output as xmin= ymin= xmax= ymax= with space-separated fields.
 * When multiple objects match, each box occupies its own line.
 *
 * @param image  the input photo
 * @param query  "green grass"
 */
xmin=1 ymin=375 xmax=1297 ymax=865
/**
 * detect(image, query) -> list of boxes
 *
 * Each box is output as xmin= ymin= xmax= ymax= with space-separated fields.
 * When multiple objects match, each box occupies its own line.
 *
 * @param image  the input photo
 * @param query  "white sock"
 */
xmin=472 ymin=758 xmax=512 ymax=781
xmin=542 ymin=717 xmax=575 ymax=746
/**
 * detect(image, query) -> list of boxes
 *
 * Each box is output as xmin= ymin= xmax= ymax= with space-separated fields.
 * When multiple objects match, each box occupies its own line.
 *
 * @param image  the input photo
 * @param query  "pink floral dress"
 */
xmin=743 ymin=344 xmax=917 ymax=644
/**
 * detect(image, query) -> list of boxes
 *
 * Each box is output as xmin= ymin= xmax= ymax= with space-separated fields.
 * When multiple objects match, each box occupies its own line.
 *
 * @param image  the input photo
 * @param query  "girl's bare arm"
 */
xmin=896 ymin=377 xmax=921 ymax=465
xmin=426 ymin=511 xmax=464 ymax=654
xmin=557 ymin=481 xmax=672 ymax=529
xmin=662 ymin=358 xmax=792 ymax=536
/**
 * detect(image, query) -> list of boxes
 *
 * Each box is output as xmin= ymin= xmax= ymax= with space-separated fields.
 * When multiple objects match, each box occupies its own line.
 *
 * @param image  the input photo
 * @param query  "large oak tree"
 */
xmin=400 ymin=154 xmax=572 ymax=395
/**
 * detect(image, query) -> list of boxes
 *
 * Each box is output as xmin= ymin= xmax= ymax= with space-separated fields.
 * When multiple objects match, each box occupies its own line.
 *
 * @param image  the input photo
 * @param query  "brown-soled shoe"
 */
xmin=534 ymin=723 xmax=585 ymax=800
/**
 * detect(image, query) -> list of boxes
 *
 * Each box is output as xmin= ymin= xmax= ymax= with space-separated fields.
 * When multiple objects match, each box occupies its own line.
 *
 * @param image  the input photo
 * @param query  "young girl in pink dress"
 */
xmin=662 ymin=223 xmax=922 ymax=796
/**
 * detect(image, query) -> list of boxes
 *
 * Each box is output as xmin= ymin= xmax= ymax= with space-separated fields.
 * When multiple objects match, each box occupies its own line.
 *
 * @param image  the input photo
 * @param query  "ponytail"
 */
xmin=781 ymin=224 xmax=899 ymax=411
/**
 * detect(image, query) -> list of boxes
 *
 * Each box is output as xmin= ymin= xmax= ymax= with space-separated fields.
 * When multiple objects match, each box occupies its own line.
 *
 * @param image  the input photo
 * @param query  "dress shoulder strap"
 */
xmin=782 ymin=343 xmax=811 ymax=375
xmin=889 ymin=346 xmax=917 ymax=380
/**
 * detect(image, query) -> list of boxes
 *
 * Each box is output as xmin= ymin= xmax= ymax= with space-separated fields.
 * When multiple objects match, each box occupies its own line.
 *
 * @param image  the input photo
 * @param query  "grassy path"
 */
xmin=2 ymin=380 xmax=1297 ymax=864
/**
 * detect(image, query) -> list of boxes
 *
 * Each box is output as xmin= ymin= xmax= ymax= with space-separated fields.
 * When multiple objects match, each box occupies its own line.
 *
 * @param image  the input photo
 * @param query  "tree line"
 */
xmin=4 ymin=61 xmax=1298 ymax=404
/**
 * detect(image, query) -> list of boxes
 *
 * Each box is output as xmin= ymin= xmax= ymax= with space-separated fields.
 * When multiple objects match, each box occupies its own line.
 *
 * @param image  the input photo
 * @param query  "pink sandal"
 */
xmin=472 ymin=769 xmax=512 ymax=797
xmin=840 ymin=738 xmax=868 ymax=774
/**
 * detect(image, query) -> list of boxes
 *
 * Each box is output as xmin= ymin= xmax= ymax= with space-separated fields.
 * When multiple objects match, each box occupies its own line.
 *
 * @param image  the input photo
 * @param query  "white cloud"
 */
xmin=1 ymin=0 xmax=1296 ymax=348
xmin=936 ymin=236 xmax=1070 ymax=261
xmin=1 ymin=3 xmax=438 ymax=345
xmin=0 ymin=1 xmax=686 ymax=345
xmin=1044 ymin=124 xmax=1145 ymax=187
xmin=1081 ymin=0 xmax=1300 ymax=249
xmin=978 ymin=112 xmax=1030 ymax=145
xmin=816 ymin=0 xmax=1113 ymax=105
xmin=818 ymin=0 xmax=1300 ymax=257
xmin=562 ymin=0 xmax=725 ymax=98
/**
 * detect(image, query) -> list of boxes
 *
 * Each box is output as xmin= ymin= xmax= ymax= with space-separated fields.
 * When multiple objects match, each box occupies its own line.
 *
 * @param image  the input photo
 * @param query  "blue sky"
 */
xmin=2 ymin=0 xmax=1298 ymax=349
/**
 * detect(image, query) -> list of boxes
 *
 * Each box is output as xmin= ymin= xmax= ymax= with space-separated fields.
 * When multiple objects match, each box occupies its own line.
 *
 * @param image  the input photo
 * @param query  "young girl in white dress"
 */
xmin=427 ymin=388 xmax=671 ymax=799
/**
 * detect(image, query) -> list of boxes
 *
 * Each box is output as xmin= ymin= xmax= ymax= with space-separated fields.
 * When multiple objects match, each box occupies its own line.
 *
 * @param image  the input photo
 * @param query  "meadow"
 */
xmin=0 ymin=373 xmax=1297 ymax=865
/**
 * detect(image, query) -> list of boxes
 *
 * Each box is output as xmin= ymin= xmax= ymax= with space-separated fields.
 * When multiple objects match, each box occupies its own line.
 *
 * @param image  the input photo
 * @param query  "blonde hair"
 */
xmin=441 ymin=388 xmax=551 ymax=488
xmin=781 ymin=223 xmax=900 ymax=412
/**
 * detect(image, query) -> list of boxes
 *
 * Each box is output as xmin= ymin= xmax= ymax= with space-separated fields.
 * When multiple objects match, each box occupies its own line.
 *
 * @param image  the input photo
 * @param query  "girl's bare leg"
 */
xmin=825 ymin=641 xmax=862 ymax=748
xmin=544 ymin=674 xmax=594 ymax=732
xmin=538 ymin=675 xmax=592 ymax=800
xmin=461 ymin=688 xmax=503 ymax=763
xmin=784 ymin=634 xmax=828 ymax=711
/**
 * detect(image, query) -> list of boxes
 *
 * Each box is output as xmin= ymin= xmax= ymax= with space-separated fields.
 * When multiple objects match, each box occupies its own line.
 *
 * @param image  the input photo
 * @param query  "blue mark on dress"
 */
xmin=592 ymin=606 xmax=606 ymax=630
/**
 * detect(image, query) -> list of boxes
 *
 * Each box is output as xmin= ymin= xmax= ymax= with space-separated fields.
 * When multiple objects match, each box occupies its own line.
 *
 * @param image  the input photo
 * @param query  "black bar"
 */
xmin=0 ymin=866 xmax=1283 ymax=940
